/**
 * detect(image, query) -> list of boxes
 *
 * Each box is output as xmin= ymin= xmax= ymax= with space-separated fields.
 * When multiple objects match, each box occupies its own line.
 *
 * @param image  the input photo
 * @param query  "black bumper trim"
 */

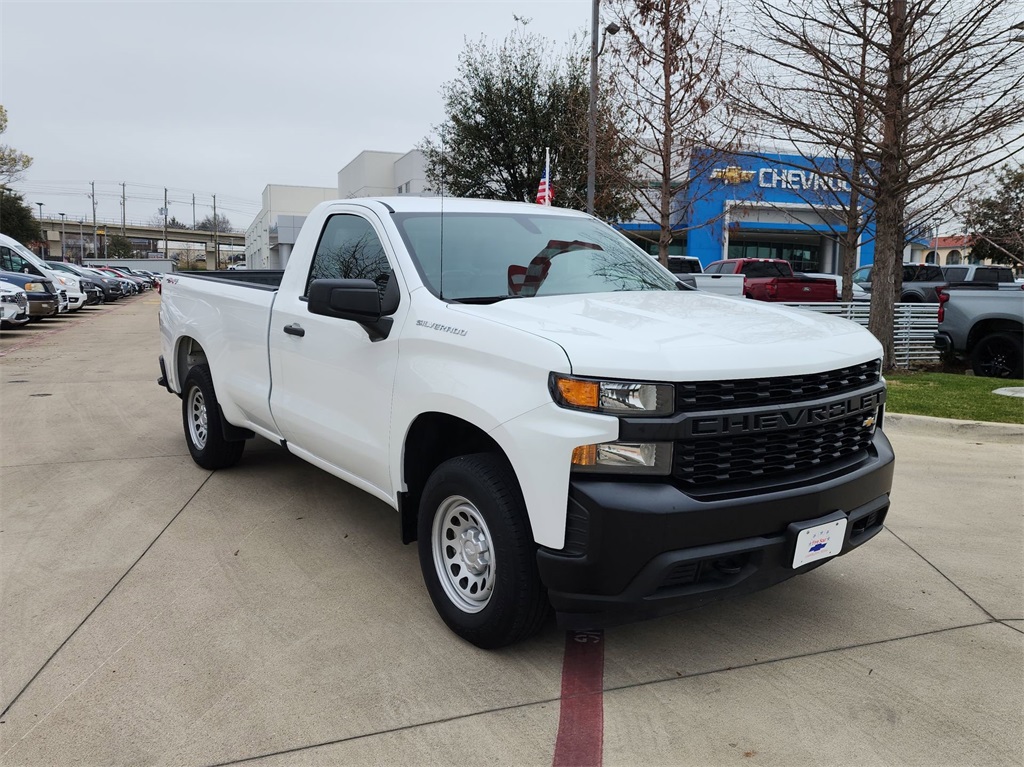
xmin=537 ymin=431 xmax=894 ymax=629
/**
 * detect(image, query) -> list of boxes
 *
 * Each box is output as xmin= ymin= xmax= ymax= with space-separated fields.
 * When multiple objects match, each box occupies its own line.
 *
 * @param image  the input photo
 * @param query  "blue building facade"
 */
xmin=619 ymin=149 xmax=875 ymax=274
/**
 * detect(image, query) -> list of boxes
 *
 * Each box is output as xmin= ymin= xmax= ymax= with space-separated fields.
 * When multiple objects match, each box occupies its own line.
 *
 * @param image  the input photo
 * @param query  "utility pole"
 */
xmin=78 ymin=220 xmax=84 ymax=264
xmin=121 ymin=182 xmax=126 ymax=235
xmin=90 ymin=181 xmax=98 ymax=259
xmin=192 ymin=193 xmax=196 ymax=230
xmin=212 ymin=194 xmax=219 ymax=270
xmin=59 ymin=212 xmax=66 ymax=260
xmin=163 ymin=188 xmax=169 ymax=261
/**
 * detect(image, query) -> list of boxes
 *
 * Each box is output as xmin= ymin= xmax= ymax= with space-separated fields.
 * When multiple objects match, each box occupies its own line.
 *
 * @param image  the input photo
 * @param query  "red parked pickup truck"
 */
xmin=705 ymin=258 xmax=838 ymax=302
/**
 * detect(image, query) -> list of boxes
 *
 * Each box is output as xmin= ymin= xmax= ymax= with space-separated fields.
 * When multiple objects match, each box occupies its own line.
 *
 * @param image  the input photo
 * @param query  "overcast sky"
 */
xmin=2 ymin=0 xmax=591 ymax=230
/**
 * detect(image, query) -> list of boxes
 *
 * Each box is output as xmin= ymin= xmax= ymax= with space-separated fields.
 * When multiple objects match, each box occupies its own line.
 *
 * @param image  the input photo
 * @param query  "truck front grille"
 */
xmin=673 ymin=412 xmax=875 ymax=487
xmin=675 ymin=359 xmax=881 ymax=412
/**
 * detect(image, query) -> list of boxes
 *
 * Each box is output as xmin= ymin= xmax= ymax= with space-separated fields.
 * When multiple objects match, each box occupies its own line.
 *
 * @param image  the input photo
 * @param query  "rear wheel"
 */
xmin=418 ymin=453 xmax=548 ymax=648
xmin=971 ymin=332 xmax=1024 ymax=379
xmin=182 ymin=364 xmax=246 ymax=469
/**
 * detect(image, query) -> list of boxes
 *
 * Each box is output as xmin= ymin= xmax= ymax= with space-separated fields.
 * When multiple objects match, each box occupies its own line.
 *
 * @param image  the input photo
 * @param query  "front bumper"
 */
xmin=27 ymin=299 xmax=58 ymax=317
xmin=538 ymin=430 xmax=895 ymax=629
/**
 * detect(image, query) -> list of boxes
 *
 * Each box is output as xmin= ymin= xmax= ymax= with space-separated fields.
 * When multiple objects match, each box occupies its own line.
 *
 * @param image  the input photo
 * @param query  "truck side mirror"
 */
xmin=306 ymin=278 xmax=393 ymax=341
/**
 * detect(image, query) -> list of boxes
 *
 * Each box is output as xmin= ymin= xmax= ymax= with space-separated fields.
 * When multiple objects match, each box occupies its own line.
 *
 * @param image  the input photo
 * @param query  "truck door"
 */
xmin=268 ymin=211 xmax=404 ymax=498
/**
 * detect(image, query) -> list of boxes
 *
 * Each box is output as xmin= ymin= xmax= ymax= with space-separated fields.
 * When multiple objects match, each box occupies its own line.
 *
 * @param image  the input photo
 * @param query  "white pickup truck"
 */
xmin=159 ymin=197 xmax=895 ymax=647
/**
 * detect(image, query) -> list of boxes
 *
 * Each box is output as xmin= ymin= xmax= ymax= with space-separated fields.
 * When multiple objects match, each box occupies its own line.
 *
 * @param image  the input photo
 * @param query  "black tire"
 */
xmin=417 ymin=453 xmax=548 ymax=648
xmin=900 ymin=293 xmax=922 ymax=303
xmin=971 ymin=332 xmax=1024 ymax=379
xmin=181 ymin=364 xmax=246 ymax=469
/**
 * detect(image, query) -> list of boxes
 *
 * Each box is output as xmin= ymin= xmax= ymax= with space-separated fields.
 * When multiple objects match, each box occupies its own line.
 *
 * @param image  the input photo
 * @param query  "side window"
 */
xmin=944 ymin=267 xmax=967 ymax=281
xmin=852 ymin=267 xmax=871 ymax=282
xmin=0 ymin=246 xmax=29 ymax=273
xmin=306 ymin=214 xmax=392 ymax=298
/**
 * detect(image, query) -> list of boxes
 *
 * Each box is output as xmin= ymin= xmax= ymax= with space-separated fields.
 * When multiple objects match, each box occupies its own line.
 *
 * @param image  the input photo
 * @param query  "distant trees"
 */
xmin=422 ymin=20 xmax=637 ymax=222
xmin=106 ymin=234 xmax=134 ymax=259
xmin=0 ymin=189 xmax=40 ymax=244
xmin=965 ymin=165 xmax=1024 ymax=268
xmin=195 ymin=213 xmax=233 ymax=233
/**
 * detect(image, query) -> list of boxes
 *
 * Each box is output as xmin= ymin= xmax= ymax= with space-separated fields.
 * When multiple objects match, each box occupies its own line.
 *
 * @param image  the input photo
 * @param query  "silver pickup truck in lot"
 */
xmin=158 ymin=197 xmax=895 ymax=647
xmin=934 ymin=284 xmax=1024 ymax=378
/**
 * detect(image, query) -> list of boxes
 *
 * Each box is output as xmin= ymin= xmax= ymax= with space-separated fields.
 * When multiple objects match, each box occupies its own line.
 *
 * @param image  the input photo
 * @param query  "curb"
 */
xmin=884 ymin=412 xmax=1024 ymax=443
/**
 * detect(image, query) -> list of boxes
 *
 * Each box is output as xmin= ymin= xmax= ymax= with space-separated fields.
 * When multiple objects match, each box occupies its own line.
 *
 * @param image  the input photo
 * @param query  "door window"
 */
xmin=306 ymin=215 xmax=391 ymax=297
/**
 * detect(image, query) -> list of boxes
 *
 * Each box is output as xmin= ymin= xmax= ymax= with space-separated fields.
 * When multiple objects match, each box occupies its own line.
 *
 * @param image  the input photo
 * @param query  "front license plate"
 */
xmin=792 ymin=518 xmax=848 ymax=569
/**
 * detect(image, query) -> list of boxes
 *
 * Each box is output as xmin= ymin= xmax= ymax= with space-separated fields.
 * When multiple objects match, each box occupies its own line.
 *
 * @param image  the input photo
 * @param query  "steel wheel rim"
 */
xmin=187 ymin=385 xmax=209 ymax=449
xmin=432 ymin=495 xmax=495 ymax=613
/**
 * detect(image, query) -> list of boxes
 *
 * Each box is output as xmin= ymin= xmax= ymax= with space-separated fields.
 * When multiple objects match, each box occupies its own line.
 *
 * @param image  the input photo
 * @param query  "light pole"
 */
xmin=586 ymin=1 xmax=620 ymax=216
xmin=59 ymin=212 xmax=66 ymax=261
xmin=79 ymin=219 xmax=85 ymax=264
xmin=35 ymin=203 xmax=45 ymax=256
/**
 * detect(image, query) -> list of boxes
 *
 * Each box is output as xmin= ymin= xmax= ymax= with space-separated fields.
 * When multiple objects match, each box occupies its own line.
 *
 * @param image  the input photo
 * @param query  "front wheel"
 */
xmin=971 ymin=332 xmax=1024 ymax=379
xmin=418 ymin=454 xmax=548 ymax=648
xmin=182 ymin=364 xmax=246 ymax=469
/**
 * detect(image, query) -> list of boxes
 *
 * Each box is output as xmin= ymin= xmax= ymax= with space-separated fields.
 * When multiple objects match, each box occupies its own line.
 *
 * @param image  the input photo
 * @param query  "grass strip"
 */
xmin=885 ymin=371 xmax=1024 ymax=424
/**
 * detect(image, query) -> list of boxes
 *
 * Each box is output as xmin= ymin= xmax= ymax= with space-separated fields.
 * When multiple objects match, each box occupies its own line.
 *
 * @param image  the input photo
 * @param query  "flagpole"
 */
xmin=545 ymin=147 xmax=551 ymax=206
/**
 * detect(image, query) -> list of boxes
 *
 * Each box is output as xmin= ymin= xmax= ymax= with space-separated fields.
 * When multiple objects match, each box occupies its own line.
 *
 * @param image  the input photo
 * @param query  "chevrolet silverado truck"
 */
xmin=934 ymin=284 xmax=1024 ymax=378
xmin=704 ymin=258 xmax=838 ymax=302
xmin=158 ymin=198 xmax=895 ymax=648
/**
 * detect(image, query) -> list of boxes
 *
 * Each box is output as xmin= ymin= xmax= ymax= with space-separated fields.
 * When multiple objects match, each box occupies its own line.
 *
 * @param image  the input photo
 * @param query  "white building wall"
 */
xmin=337 ymin=151 xmax=404 ymax=198
xmin=245 ymin=184 xmax=337 ymax=269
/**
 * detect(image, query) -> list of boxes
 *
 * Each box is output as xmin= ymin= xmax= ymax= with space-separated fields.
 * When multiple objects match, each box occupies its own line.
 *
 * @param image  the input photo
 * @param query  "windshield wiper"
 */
xmin=447 ymin=295 xmax=524 ymax=305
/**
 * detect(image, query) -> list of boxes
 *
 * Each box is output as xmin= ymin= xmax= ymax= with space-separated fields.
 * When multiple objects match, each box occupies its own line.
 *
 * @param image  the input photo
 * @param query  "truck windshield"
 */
xmin=392 ymin=212 xmax=678 ymax=301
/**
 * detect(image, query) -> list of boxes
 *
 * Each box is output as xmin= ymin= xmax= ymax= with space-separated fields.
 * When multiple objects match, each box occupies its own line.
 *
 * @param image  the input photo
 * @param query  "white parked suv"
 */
xmin=0 ymin=279 xmax=29 ymax=325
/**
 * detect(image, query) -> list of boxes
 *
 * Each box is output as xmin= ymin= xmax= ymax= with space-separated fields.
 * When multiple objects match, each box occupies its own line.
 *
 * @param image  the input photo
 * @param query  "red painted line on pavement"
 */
xmin=552 ymin=630 xmax=605 ymax=767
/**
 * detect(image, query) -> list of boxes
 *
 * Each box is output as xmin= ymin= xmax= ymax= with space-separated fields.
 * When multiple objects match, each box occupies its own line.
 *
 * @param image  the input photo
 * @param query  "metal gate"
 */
xmin=783 ymin=302 xmax=940 ymax=368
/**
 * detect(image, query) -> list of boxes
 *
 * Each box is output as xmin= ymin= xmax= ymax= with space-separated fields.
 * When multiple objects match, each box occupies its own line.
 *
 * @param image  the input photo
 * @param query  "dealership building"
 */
xmin=618 ymin=149 xmax=876 ymax=273
xmin=247 ymin=148 xmax=877 ymax=275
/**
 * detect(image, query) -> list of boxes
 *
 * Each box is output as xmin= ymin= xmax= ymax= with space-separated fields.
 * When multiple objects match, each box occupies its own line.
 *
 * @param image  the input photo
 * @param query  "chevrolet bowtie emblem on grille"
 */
xmin=710 ymin=166 xmax=755 ymax=185
xmin=862 ymin=415 xmax=876 ymax=429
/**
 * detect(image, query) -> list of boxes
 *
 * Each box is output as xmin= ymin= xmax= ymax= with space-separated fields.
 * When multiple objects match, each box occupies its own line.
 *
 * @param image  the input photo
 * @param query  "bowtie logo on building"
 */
xmin=710 ymin=166 xmax=755 ymax=185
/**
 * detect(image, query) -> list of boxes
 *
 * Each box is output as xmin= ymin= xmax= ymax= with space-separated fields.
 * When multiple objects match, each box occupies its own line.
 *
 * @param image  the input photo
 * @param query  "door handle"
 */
xmin=283 ymin=323 xmax=305 ymax=337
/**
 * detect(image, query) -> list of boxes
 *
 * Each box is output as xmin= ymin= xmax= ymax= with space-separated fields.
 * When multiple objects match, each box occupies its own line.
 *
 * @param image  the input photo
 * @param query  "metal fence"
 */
xmin=783 ymin=302 xmax=940 ymax=368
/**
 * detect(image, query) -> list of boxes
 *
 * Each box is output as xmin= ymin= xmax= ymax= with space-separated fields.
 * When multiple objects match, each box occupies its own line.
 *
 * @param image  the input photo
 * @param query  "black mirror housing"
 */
xmin=308 ymin=279 xmax=382 ymax=322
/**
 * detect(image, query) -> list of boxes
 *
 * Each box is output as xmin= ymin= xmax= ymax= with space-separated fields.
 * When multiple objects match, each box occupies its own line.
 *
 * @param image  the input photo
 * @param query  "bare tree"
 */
xmin=738 ymin=0 xmax=1024 ymax=365
xmin=0 ymin=105 xmax=32 ymax=184
xmin=605 ymin=0 xmax=744 ymax=265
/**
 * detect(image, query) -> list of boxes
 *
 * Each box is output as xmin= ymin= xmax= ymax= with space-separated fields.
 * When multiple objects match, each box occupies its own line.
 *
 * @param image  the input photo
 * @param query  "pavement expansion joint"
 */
xmin=883 ymin=526 xmax=998 ymax=621
xmin=0 ymin=474 xmax=214 ymax=724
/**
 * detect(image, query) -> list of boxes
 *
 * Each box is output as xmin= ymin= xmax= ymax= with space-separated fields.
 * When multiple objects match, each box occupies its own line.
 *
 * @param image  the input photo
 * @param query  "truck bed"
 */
xmin=178 ymin=270 xmax=285 ymax=289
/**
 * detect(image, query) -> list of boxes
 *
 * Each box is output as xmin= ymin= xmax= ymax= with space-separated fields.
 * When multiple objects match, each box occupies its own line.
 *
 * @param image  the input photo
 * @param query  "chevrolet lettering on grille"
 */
xmin=682 ymin=388 xmax=885 ymax=438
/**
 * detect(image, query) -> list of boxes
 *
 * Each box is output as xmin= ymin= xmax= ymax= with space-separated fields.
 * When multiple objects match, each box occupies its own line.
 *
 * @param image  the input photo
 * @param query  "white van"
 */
xmin=0 ymin=233 xmax=85 ymax=311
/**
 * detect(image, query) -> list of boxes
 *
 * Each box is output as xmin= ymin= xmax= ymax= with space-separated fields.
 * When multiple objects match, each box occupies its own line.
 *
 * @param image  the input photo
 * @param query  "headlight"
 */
xmin=23 ymin=282 xmax=44 ymax=292
xmin=57 ymin=276 xmax=70 ymax=286
xmin=550 ymin=374 xmax=674 ymax=416
xmin=1 ymin=294 xmax=19 ymax=303
xmin=571 ymin=442 xmax=673 ymax=475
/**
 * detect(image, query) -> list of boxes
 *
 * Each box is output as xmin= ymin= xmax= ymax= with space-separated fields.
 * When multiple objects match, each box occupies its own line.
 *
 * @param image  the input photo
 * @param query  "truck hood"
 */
xmin=450 ymin=291 xmax=882 ymax=380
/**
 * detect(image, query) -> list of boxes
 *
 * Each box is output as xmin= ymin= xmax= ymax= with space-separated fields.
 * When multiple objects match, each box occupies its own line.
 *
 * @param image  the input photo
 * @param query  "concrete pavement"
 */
xmin=1 ymin=297 xmax=1021 ymax=766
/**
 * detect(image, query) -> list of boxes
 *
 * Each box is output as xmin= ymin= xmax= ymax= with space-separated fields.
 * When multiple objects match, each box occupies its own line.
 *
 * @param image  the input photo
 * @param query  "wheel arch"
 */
xmin=174 ymin=335 xmax=209 ymax=394
xmin=399 ymin=412 xmax=519 ymax=544
xmin=966 ymin=319 xmax=1024 ymax=353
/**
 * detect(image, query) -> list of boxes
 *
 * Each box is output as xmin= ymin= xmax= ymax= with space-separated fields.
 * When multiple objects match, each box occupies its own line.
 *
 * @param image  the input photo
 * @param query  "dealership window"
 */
xmin=726 ymin=241 xmax=821 ymax=272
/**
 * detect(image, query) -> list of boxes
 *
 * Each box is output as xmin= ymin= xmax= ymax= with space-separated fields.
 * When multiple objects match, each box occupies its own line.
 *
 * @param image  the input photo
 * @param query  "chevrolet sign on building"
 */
xmin=616 ymin=149 xmax=875 ymax=276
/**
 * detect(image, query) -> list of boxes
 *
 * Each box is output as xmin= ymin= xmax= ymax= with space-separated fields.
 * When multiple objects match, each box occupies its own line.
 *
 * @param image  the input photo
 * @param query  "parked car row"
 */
xmin=0 ymin=233 xmax=154 ymax=329
xmin=853 ymin=262 xmax=1021 ymax=302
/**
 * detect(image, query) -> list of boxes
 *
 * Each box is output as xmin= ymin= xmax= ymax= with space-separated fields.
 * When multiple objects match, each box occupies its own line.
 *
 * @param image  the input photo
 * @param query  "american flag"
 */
xmin=536 ymin=148 xmax=553 ymax=205
xmin=536 ymin=170 xmax=553 ymax=205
